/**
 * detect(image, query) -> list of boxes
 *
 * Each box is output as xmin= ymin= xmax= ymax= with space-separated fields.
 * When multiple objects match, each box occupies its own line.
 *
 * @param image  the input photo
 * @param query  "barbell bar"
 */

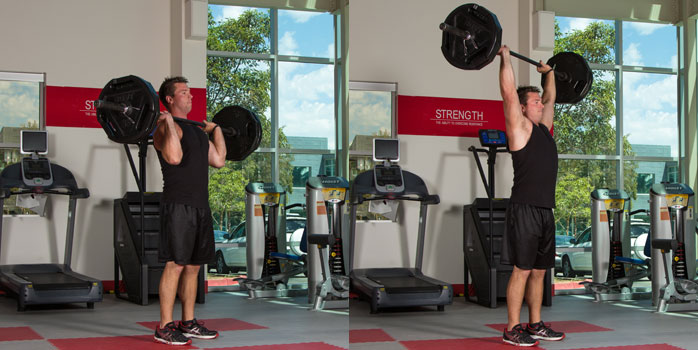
xmin=439 ymin=22 xmax=572 ymax=83
xmin=439 ymin=3 xmax=593 ymax=104
xmin=94 ymin=75 xmax=261 ymax=161
xmin=94 ymin=99 xmax=239 ymax=137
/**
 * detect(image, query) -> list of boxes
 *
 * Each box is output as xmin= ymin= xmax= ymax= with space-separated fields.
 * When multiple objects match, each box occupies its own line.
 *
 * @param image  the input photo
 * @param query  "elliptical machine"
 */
xmin=581 ymin=189 xmax=650 ymax=301
xmin=306 ymin=176 xmax=350 ymax=310
xmin=238 ymin=182 xmax=305 ymax=298
xmin=650 ymin=183 xmax=698 ymax=312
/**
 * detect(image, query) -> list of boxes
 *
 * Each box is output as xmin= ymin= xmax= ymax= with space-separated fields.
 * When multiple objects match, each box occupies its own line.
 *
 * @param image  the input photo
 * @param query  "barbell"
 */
xmin=94 ymin=75 xmax=262 ymax=161
xmin=439 ymin=3 xmax=593 ymax=104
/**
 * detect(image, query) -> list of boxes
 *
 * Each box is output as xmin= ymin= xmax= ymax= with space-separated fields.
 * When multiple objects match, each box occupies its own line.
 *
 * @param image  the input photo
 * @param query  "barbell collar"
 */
xmin=94 ymin=100 xmax=139 ymax=125
xmin=439 ymin=22 xmax=473 ymax=40
xmin=95 ymin=99 xmax=140 ymax=115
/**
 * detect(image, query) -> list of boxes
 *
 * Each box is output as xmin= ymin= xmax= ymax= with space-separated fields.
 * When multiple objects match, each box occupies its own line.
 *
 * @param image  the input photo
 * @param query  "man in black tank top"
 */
xmin=152 ymin=77 xmax=227 ymax=346
xmin=497 ymin=46 xmax=565 ymax=347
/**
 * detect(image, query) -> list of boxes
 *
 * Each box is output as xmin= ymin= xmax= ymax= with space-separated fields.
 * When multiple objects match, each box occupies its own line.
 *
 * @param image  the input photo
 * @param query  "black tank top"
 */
xmin=156 ymin=120 xmax=210 ymax=208
xmin=510 ymin=123 xmax=558 ymax=208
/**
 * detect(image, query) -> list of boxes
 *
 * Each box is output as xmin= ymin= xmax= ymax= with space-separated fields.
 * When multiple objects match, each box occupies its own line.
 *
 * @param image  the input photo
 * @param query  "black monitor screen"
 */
xmin=21 ymin=130 xmax=48 ymax=155
xmin=373 ymin=138 xmax=399 ymax=162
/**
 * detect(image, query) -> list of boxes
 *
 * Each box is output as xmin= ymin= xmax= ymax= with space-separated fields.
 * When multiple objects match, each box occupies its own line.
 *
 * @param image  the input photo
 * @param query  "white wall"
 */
xmin=0 ymin=0 xmax=206 ymax=280
xmin=349 ymin=0 xmax=553 ymax=284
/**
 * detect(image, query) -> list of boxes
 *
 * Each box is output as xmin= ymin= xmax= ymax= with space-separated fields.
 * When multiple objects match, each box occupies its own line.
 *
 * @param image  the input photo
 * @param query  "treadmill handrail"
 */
xmin=4 ymin=187 xmax=90 ymax=199
xmin=353 ymin=194 xmax=439 ymax=205
xmin=0 ymin=162 xmax=87 ymax=198
xmin=351 ymin=168 xmax=434 ymax=201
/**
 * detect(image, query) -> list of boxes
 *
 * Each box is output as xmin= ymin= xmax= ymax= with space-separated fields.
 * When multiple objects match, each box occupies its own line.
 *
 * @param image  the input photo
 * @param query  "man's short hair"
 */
xmin=517 ymin=86 xmax=541 ymax=105
xmin=159 ymin=76 xmax=189 ymax=110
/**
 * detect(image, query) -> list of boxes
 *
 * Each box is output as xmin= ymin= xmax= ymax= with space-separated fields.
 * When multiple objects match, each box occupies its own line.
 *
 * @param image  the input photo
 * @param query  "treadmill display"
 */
xmin=374 ymin=165 xmax=405 ymax=193
xmin=21 ymin=157 xmax=53 ymax=187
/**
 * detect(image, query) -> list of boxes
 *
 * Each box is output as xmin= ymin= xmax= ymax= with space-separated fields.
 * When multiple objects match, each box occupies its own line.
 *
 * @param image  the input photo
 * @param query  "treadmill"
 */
xmin=0 ymin=130 xmax=102 ymax=311
xmin=349 ymin=138 xmax=452 ymax=313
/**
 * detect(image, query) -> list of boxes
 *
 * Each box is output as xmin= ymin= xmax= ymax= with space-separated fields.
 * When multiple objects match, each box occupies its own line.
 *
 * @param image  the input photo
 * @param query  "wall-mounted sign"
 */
xmin=397 ymin=95 xmax=505 ymax=137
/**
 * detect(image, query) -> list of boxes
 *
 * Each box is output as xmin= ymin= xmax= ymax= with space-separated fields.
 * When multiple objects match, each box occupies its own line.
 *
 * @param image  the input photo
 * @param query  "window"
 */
xmin=207 ymin=4 xmax=341 ymax=232
xmin=206 ymin=3 xmax=343 ymax=285
xmin=554 ymin=17 xmax=678 ymax=231
xmin=576 ymin=228 xmax=591 ymax=244
xmin=0 ymin=71 xmax=45 ymax=215
xmin=630 ymin=223 xmax=650 ymax=239
xmin=231 ymin=223 xmax=245 ymax=240
xmin=348 ymin=81 xmax=397 ymax=220
xmin=636 ymin=173 xmax=655 ymax=194
xmin=553 ymin=17 xmax=679 ymax=289
xmin=292 ymin=166 xmax=311 ymax=187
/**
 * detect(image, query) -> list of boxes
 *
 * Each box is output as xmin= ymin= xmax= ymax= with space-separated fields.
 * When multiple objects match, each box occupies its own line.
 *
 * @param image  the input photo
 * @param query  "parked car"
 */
xmin=214 ymin=216 xmax=307 ymax=274
xmin=213 ymin=230 xmax=228 ymax=243
xmin=556 ymin=235 xmax=575 ymax=248
xmin=554 ymin=235 xmax=575 ymax=273
xmin=556 ymin=221 xmax=650 ymax=278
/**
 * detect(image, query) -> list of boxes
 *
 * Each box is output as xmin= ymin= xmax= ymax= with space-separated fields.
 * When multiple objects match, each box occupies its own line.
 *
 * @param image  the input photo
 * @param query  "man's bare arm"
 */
xmin=203 ymin=120 xmax=226 ymax=168
xmin=499 ymin=45 xmax=531 ymax=151
xmin=539 ymin=61 xmax=556 ymax=130
xmin=153 ymin=112 xmax=183 ymax=165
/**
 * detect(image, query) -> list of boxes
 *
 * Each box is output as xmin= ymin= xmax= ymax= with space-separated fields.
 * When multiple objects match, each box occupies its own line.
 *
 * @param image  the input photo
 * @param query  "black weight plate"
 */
xmin=543 ymin=52 xmax=594 ymax=104
xmin=212 ymin=105 xmax=262 ymax=161
xmin=96 ymin=75 xmax=159 ymax=144
xmin=441 ymin=3 xmax=502 ymax=70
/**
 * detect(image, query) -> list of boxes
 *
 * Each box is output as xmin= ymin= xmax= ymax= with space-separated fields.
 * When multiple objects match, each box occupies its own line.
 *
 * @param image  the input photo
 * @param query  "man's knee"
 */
xmin=530 ymin=268 xmax=546 ymax=280
xmin=179 ymin=265 xmax=201 ymax=279
xmin=183 ymin=264 xmax=201 ymax=273
xmin=513 ymin=266 xmax=532 ymax=276
xmin=165 ymin=261 xmax=185 ymax=272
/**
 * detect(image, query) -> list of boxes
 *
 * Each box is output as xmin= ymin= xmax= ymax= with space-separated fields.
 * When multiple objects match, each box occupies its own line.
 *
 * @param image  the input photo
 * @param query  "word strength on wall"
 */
xmin=434 ymin=109 xmax=484 ymax=122
xmin=397 ymin=95 xmax=505 ymax=138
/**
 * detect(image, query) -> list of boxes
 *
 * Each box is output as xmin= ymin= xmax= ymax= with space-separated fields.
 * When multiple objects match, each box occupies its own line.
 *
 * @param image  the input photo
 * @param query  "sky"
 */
xmin=558 ymin=17 xmax=679 ymax=157
xmin=210 ymin=5 xmax=338 ymax=149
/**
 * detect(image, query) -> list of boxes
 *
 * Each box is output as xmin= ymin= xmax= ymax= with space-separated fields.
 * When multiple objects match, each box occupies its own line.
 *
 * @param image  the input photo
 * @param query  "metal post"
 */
xmin=63 ymin=197 xmax=78 ymax=267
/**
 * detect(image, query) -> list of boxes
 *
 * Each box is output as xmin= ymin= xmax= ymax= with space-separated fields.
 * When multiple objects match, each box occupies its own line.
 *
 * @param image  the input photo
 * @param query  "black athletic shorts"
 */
xmin=501 ymin=201 xmax=555 ymax=270
xmin=159 ymin=202 xmax=216 ymax=266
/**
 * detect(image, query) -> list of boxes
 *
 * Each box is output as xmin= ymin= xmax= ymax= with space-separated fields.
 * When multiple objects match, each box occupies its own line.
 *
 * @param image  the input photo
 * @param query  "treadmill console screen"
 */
xmin=21 ymin=157 xmax=53 ymax=187
xmin=374 ymin=164 xmax=405 ymax=193
xmin=20 ymin=130 xmax=48 ymax=155
xmin=478 ymin=129 xmax=507 ymax=147
xmin=373 ymin=138 xmax=400 ymax=162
